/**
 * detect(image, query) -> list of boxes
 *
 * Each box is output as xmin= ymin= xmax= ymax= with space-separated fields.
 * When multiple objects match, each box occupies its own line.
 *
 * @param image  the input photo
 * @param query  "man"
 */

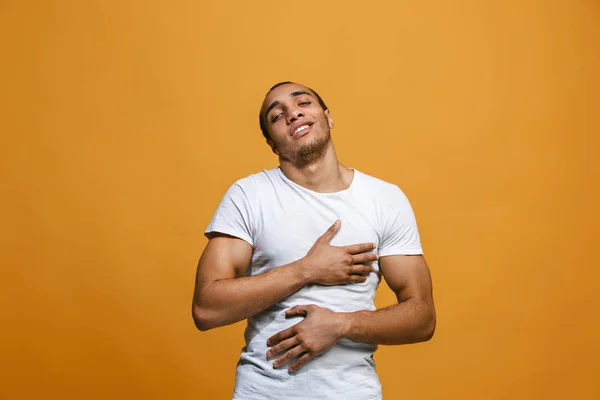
xmin=192 ymin=81 xmax=436 ymax=400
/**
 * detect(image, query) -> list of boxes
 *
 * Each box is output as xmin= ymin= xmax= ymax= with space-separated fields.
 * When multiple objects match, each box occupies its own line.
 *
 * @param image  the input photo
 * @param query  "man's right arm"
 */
xmin=192 ymin=233 xmax=310 ymax=331
xmin=192 ymin=221 xmax=378 ymax=331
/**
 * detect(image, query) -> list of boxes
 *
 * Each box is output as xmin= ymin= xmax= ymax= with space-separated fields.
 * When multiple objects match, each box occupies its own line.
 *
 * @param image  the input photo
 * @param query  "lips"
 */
xmin=290 ymin=121 xmax=314 ymax=137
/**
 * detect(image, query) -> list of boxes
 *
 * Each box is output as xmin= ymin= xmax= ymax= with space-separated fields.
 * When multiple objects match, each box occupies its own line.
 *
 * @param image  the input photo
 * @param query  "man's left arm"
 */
xmin=342 ymin=254 xmax=436 ymax=344
xmin=266 ymin=254 xmax=435 ymax=371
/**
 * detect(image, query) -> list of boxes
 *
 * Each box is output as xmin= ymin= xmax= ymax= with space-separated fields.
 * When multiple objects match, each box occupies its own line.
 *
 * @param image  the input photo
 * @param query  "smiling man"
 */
xmin=192 ymin=82 xmax=436 ymax=400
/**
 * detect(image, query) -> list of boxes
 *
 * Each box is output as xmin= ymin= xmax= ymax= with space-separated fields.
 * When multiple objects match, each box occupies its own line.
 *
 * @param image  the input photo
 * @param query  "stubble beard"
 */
xmin=292 ymin=121 xmax=331 ymax=169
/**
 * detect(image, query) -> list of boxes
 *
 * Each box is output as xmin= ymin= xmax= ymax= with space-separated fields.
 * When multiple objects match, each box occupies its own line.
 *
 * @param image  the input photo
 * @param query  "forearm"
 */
xmin=193 ymin=260 xmax=309 ymax=330
xmin=341 ymin=298 xmax=436 ymax=345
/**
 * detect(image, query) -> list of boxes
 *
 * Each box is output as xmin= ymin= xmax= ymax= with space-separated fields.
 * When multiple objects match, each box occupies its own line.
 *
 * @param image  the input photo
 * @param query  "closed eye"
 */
xmin=271 ymin=113 xmax=282 ymax=122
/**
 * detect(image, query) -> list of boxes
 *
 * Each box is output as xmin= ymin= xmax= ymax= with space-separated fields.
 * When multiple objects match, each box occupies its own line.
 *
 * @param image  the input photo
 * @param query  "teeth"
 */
xmin=295 ymin=125 xmax=309 ymax=134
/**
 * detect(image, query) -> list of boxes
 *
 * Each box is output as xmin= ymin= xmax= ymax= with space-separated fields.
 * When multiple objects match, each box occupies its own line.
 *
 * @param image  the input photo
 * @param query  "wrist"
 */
xmin=292 ymin=258 xmax=313 ymax=285
xmin=337 ymin=312 xmax=354 ymax=339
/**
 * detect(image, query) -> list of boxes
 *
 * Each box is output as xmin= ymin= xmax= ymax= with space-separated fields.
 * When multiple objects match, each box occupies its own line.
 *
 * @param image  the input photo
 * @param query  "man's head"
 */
xmin=259 ymin=82 xmax=334 ymax=168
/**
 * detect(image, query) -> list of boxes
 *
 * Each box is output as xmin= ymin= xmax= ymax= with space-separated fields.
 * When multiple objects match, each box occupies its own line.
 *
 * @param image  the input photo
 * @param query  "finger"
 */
xmin=285 ymin=305 xmax=309 ymax=317
xmin=348 ymin=274 xmax=368 ymax=283
xmin=350 ymin=252 xmax=378 ymax=264
xmin=267 ymin=327 xmax=295 ymax=346
xmin=267 ymin=336 xmax=300 ymax=358
xmin=288 ymin=353 xmax=313 ymax=372
xmin=342 ymin=242 xmax=376 ymax=255
xmin=318 ymin=220 xmax=341 ymax=243
xmin=348 ymin=264 xmax=374 ymax=276
xmin=286 ymin=304 xmax=318 ymax=317
xmin=273 ymin=344 xmax=306 ymax=369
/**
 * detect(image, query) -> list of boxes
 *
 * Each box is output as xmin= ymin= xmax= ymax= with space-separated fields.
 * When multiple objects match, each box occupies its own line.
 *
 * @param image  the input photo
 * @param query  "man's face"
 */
xmin=261 ymin=83 xmax=334 ymax=168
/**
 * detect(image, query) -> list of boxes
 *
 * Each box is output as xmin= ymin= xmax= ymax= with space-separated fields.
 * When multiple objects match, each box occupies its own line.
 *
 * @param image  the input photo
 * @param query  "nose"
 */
xmin=286 ymin=107 xmax=304 ymax=124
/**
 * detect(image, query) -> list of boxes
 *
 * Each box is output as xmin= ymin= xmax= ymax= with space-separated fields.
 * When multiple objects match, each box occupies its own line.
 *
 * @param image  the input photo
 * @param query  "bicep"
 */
xmin=378 ymin=255 xmax=433 ymax=303
xmin=196 ymin=234 xmax=253 ymax=287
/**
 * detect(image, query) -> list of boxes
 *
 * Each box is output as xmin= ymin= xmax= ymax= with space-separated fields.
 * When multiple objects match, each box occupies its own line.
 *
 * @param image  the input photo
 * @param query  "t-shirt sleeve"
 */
xmin=378 ymin=186 xmax=423 ymax=257
xmin=205 ymin=180 xmax=255 ymax=247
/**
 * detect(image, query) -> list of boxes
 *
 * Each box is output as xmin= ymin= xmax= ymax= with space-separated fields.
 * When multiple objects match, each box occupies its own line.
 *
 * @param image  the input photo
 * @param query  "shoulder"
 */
xmin=226 ymin=168 xmax=280 ymax=197
xmin=232 ymin=168 xmax=279 ymax=188
xmin=355 ymin=170 xmax=409 ymax=205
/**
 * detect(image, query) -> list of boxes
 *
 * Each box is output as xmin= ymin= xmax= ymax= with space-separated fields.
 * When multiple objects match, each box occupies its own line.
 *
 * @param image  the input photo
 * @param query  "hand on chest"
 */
xmin=253 ymin=205 xmax=381 ymax=270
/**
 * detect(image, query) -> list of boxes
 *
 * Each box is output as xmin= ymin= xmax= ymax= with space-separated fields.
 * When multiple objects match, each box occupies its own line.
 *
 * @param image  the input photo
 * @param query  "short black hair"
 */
xmin=259 ymin=81 xmax=328 ymax=142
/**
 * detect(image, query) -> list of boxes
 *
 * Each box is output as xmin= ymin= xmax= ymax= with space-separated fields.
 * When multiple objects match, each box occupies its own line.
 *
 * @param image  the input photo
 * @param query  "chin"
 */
xmin=293 ymin=136 xmax=330 ymax=167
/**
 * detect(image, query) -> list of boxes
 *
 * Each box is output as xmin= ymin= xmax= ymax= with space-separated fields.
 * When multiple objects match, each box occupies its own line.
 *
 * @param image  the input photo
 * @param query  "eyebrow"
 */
xmin=264 ymin=91 xmax=314 ymax=119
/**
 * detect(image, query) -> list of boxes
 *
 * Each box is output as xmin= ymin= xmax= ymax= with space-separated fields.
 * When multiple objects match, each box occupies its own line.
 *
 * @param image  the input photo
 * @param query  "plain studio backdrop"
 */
xmin=1 ymin=1 xmax=599 ymax=399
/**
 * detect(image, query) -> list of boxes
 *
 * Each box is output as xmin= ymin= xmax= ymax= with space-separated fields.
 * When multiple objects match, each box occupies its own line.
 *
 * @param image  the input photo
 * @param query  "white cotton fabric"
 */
xmin=205 ymin=167 xmax=423 ymax=400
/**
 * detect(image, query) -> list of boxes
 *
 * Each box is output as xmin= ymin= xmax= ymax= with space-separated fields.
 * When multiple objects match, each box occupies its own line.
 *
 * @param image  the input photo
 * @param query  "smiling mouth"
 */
xmin=293 ymin=124 xmax=311 ymax=137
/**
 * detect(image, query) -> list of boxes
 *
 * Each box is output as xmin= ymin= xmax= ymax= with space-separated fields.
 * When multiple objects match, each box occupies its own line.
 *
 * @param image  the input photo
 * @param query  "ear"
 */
xmin=325 ymin=109 xmax=334 ymax=129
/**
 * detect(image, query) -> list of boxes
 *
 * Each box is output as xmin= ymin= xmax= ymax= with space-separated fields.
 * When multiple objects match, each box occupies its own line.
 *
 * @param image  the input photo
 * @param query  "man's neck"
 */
xmin=279 ymin=144 xmax=354 ymax=193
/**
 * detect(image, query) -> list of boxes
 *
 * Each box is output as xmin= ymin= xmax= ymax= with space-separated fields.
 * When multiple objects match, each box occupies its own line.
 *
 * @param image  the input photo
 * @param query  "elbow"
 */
xmin=192 ymin=304 xmax=218 ymax=331
xmin=404 ymin=301 xmax=435 ymax=343
xmin=194 ymin=319 xmax=213 ymax=332
xmin=421 ymin=321 xmax=435 ymax=342
xmin=420 ymin=307 xmax=436 ymax=342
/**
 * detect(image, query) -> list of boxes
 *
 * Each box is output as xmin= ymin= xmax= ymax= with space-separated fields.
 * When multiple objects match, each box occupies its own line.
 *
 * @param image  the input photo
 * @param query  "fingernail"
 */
xmin=266 ymin=351 xmax=271 ymax=358
xmin=273 ymin=361 xmax=279 ymax=368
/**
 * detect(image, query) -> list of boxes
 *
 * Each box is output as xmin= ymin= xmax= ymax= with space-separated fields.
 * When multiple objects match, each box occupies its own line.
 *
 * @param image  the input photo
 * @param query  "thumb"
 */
xmin=318 ymin=220 xmax=341 ymax=244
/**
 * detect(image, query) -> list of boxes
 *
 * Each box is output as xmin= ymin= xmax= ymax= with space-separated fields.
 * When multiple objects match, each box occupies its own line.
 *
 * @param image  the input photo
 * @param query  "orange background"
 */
xmin=1 ymin=1 xmax=599 ymax=399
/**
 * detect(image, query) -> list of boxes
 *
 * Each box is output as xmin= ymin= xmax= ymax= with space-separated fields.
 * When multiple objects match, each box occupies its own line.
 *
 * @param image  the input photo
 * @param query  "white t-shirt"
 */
xmin=205 ymin=167 xmax=423 ymax=400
